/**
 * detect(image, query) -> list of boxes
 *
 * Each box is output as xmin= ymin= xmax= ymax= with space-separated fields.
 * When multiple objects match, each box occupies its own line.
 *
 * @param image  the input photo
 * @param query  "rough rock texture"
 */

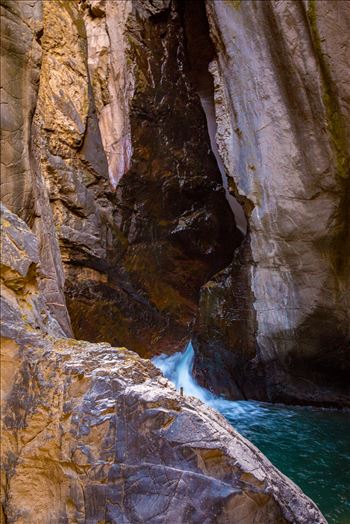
xmin=0 ymin=203 xmax=65 ymax=339
xmin=0 ymin=0 xmax=243 ymax=365
xmin=1 ymin=206 xmax=326 ymax=524
xmin=0 ymin=0 xmax=42 ymax=222
xmin=111 ymin=0 xmax=241 ymax=354
xmin=30 ymin=0 xmax=118 ymax=339
xmin=196 ymin=0 xmax=350 ymax=405
xmin=0 ymin=0 xmax=74 ymax=336
xmin=194 ymin=240 xmax=263 ymax=401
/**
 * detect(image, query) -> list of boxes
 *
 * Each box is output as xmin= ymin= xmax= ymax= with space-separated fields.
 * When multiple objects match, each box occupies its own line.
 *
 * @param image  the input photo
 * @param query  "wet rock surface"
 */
xmin=0 ymin=0 xmax=349 ymax=402
xmin=193 ymin=240 xmax=263 ymax=401
xmin=0 ymin=207 xmax=325 ymax=524
xmin=54 ymin=0 xmax=241 ymax=357
xmin=111 ymin=0 xmax=241 ymax=355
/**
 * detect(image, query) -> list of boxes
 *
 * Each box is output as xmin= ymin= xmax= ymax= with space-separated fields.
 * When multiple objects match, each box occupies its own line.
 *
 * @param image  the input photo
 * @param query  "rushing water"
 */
xmin=153 ymin=342 xmax=350 ymax=524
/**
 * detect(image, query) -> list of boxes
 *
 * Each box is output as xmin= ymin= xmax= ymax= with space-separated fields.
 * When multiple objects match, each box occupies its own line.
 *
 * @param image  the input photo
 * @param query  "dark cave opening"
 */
xmin=176 ymin=0 xmax=257 ymax=399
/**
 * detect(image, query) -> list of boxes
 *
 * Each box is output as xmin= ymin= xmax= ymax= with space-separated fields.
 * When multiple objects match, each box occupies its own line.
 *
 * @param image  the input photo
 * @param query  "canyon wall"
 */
xmin=1 ymin=0 xmax=240 ymax=358
xmin=195 ymin=0 xmax=350 ymax=405
xmin=0 ymin=0 xmax=72 ymax=336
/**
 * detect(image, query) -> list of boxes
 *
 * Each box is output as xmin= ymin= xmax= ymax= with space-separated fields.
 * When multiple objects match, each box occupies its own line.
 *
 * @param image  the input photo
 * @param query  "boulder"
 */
xmin=0 ymin=204 xmax=325 ymax=523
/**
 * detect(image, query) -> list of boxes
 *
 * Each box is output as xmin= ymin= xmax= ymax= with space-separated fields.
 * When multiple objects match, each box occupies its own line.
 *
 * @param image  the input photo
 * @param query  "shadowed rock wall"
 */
xmin=65 ymin=0 xmax=241 ymax=356
xmin=200 ymin=0 xmax=350 ymax=405
xmin=0 ymin=0 xmax=42 ymax=223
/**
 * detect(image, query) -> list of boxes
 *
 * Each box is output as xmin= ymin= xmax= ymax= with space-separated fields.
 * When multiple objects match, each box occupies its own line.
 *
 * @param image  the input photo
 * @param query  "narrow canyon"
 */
xmin=1 ymin=0 xmax=349 ymax=522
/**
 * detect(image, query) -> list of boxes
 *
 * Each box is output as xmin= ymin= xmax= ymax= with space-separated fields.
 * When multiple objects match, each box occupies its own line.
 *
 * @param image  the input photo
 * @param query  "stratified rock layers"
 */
xmin=1 ymin=205 xmax=325 ymax=524
xmin=195 ymin=0 xmax=350 ymax=405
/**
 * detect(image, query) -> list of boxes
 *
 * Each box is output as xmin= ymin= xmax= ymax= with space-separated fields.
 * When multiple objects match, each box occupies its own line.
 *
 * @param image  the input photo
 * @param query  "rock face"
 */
xmin=194 ymin=0 xmax=350 ymax=405
xmin=0 ymin=0 xmax=74 ymax=336
xmin=31 ymin=0 xmax=121 ymax=341
xmin=0 ymin=0 xmax=42 ymax=223
xmin=83 ymin=0 xmax=133 ymax=188
xmin=1 ymin=206 xmax=326 ymax=523
xmin=109 ymin=0 xmax=241 ymax=355
xmin=194 ymin=240 xmax=263 ymax=401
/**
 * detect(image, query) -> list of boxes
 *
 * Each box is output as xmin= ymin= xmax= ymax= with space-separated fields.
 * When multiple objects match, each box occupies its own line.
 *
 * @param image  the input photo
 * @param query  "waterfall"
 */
xmin=152 ymin=341 xmax=234 ymax=411
xmin=153 ymin=341 xmax=212 ymax=402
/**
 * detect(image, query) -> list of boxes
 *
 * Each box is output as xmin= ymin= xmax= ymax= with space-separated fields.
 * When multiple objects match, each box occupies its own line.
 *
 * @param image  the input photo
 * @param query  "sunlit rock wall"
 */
xmin=84 ymin=0 xmax=133 ymax=187
xmin=0 ymin=0 xmax=73 ymax=336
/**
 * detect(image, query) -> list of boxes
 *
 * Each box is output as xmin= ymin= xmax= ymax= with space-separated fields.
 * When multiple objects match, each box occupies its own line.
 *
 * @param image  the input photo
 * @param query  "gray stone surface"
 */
xmin=0 ymin=204 xmax=65 ymax=337
xmin=202 ymin=0 xmax=350 ymax=404
xmin=0 ymin=332 xmax=326 ymax=523
xmin=0 ymin=0 xmax=42 ymax=222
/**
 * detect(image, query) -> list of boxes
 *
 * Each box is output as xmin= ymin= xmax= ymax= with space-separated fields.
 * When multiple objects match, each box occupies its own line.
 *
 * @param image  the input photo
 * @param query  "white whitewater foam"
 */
xmin=152 ymin=341 xmax=237 ymax=412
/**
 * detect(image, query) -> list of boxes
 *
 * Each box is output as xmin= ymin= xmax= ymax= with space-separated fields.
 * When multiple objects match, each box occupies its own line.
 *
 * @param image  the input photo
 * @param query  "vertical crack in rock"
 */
xmin=67 ymin=0 xmax=243 ymax=357
xmin=177 ymin=0 xmax=260 ymax=400
xmin=182 ymin=0 xmax=247 ymax=235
